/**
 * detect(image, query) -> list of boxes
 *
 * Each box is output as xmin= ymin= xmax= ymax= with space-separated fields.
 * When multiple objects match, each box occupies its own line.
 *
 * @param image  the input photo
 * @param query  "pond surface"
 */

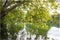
xmin=47 ymin=26 xmax=60 ymax=40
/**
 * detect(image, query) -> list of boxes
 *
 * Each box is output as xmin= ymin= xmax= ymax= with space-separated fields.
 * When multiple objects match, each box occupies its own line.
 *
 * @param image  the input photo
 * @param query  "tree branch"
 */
xmin=1 ymin=1 xmax=26 ymax=17
xmin=2 ymin=0 xmax=7 ymax=7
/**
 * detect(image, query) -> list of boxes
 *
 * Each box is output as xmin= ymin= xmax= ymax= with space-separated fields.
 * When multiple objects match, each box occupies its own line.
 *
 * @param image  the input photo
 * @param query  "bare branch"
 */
xmin=6 ymin=1 xmax=27 ymax=12
xmin=1 ymin=1 xmax=26 ymax=17
xmin=2 ymin=0 xmax=7 ymax=7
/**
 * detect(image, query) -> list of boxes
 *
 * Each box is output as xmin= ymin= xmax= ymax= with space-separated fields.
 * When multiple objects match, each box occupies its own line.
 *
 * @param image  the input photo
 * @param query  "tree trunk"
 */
xmin=1 ymin=23 xmax=8 ymax=40
xmin=0 ymin=12 xmax=8 ymax=40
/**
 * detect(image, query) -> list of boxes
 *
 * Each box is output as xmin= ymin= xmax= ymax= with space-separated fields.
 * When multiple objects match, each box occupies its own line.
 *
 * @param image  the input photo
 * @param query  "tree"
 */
xmin=51 ymin=13 xmax=60 ymax=27
xmin=0 ymin=0 xmax=58 ymax=40
xmin=0 ymin=0 xmax=29 ymax=39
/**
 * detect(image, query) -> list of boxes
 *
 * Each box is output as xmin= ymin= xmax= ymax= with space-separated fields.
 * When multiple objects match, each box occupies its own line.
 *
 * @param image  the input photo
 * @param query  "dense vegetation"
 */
xmin=0 ymin=0 xmax=59 ymax=40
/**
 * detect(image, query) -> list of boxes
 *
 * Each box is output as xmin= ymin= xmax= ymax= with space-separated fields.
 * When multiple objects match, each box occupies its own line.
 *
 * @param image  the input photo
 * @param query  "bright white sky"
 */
xmin=49 ymin=8 xmax=60 ymax=15
xmin=57 ymin=8 xmax=60 ymax=13
xmin=49 ymin=6 xmax=60 ymax=15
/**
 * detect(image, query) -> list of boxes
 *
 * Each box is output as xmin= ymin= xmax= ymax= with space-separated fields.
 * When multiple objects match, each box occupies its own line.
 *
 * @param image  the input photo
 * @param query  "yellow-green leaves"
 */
xmin=3 ymin=0 xmax=58 ymax=37
xmin=26 ymin=6 xmax=50 ymax=23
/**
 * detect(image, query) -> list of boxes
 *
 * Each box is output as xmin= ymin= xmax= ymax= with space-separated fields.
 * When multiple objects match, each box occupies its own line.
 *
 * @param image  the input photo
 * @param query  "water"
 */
xmin=47 ymin=26 xmax=60 ymax=40
xmin=16 ymin=25 xmax=60 ymax=40
xmin=16 ymin=23 xmax=27 ymax=40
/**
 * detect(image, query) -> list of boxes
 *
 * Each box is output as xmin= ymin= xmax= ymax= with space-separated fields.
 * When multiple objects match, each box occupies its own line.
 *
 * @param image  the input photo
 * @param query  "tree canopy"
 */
xmin=0 ymin=0 xmax=58 ymax=40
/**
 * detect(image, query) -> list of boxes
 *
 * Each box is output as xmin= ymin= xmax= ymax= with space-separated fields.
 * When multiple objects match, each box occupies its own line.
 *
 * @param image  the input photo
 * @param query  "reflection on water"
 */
xmin=47 ymin=26 xmax=60 ymax=40
xmin=8 ymin=26 xmax=60 ymax=40
xmin=16 ymin=25 xmax=60 ymax=40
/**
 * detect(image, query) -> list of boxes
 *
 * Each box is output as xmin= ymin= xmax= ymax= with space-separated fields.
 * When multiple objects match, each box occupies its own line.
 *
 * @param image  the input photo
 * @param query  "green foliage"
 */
xmin=3 ymin=9 xmax=25 ymax=35
xmin=51 ymin=13 xmax=59 ymax=27
xmin=3 ymin=3 xmax=51 ymax=37
xmin=26 ymin=23 xmax=49 ymax=36
xmin=0 ymin=0 xmax=2 ymax=6
xmin=7 ymin=22 xmax=24 ymax=34
xmin=26 ymin=6 xmax=50 ymax=23
xmin=0 ymin=0 xmax=2 ymax=12
xmin=2 ymin=0 xmax=58 ymax=38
